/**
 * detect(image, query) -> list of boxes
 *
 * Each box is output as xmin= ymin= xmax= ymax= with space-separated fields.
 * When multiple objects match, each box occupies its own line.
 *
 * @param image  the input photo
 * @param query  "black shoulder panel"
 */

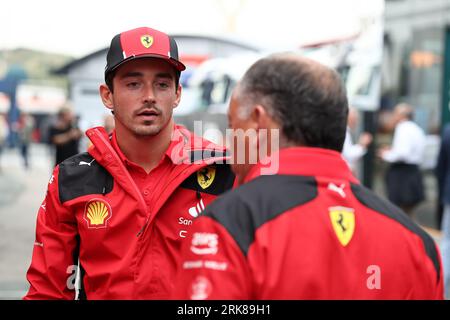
xmin=205 ymin=175 xmax=318 ymax=256
xmin=58 ymin=153 xmax=114 ymax=203
xmin=180 ymin=163 xmax=235 ymax=195
xmin=351 ymin=183 xmax=440 ymax=281
xmin=188 ymin=150 xmax=229 ymax=163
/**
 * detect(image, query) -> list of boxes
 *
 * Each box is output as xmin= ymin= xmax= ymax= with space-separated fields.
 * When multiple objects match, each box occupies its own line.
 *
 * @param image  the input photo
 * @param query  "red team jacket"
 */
xmin=24 ymin=125 xmax=234 ymax=299
xmin=174 ymin=147 xmax=444 ymax=299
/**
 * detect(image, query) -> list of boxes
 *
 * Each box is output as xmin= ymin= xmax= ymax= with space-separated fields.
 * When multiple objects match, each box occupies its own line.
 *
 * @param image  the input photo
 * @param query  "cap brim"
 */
xmin=108 ymin=53 xmax=186 ymax=76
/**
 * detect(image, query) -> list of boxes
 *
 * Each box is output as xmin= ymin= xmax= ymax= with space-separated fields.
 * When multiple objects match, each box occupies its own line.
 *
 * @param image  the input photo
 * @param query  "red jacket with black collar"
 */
xmin=173 ymin=147 xmax=443 ymax=299
xmin=24 ymin=125 xmax=235 ymax=300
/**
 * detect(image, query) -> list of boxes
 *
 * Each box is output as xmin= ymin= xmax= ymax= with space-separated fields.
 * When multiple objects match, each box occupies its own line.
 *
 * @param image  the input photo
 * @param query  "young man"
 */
xmin=173 ymin=54 xmax=443 ymax=299
xmin=24 ymin=27 xmax=234 ymax=299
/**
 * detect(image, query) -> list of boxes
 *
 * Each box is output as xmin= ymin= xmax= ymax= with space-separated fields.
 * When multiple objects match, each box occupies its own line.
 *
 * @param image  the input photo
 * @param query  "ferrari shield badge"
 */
xmin=329 ymin=206 xmax=355 ymax=247
xmin=197 ymin=166 xmax=216 ymax=190
xmin=140 ymin=35 xmax=153 ymax=48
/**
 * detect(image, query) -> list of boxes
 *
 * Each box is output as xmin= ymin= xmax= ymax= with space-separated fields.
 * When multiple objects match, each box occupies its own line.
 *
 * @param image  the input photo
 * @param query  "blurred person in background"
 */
xmin=49 ymin=106 xmax=82 ymax=165
xmin=18 ymin=112 xmax=35 ymax=170
xmin=435 ymin=123 xmax=450 ymax=297
xmin=0 ymin=113 xmax=8 ymax=173
xmin=173 ymin=54 xmax=443 ymax=299
xmin=342 ymin=107 xmax=372 ymax=173
xmin=86 ymin=115 xmax=115 ymax=149
xmin=103 ymin=114 xmax=115 ymax=134
xmin=24 ymin=27 xmax=234 ymax=300
xmin=378 ymin=103 xmax=426 ymax=216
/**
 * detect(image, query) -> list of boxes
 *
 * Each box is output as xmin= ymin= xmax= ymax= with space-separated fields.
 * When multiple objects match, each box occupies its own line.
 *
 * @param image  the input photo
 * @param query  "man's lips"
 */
xmin=136 ymin=109 xmax=160 ymax=117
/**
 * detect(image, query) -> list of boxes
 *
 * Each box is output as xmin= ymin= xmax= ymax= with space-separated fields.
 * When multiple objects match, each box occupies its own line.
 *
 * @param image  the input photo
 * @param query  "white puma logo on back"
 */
xmin=328 ymin=183 xmax=346 ymax=198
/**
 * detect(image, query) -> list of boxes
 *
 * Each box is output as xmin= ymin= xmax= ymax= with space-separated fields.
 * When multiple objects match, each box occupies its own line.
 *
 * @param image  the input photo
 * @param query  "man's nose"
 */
xmin=142 ymin=84 xmax=156 ymax=104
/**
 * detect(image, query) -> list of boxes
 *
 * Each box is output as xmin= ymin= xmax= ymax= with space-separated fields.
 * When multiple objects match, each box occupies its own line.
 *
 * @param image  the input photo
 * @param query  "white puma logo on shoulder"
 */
xmin=79 ymin=159 xmax=95 ymax=166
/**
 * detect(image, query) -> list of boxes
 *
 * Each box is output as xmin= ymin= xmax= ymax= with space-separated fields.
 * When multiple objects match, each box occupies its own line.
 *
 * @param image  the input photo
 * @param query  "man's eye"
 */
xmin=157 ymin=82 xmax=170 ymax=89
xmin=126 ymin=82 xmax=140 ymax=88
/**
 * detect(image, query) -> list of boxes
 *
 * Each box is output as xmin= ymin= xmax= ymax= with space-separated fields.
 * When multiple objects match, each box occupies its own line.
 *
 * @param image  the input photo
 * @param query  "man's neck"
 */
xmin=115 ymin=121 xmax=174 ymax=173
xmin=278 ymin=135 xmax=298 ymax=150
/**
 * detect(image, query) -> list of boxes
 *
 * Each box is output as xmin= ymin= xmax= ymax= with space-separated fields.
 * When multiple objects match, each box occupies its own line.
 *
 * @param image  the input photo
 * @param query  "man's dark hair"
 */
xmin=238 ymin=53 xmax=349 ymax=152
xmin=105 ymin=69 xmax=180 ymax=93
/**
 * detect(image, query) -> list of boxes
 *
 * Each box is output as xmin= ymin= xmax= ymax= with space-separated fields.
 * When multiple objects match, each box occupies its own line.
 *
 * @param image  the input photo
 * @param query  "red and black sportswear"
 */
xmin=25 ymin=125 xmax=234 ymax=299
xmin=174 ymin=147 xmax=443 ymax=299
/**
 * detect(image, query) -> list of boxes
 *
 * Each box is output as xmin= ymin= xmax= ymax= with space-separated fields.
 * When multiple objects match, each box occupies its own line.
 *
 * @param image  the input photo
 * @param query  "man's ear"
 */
xmin=99 ymin=84 xmax=114 ymax=111
xmin=251 ymin=105 xmax=273 ymax=130
xmin=173 ymin=84 xmax=182 ymax=109
xmin=252 ymin=104 xmax=281 ymax=160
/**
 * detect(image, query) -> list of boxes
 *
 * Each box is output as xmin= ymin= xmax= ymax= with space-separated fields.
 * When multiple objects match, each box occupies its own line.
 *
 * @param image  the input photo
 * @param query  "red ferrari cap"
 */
xmin=104 ymin=27 xmax=186 ymax=82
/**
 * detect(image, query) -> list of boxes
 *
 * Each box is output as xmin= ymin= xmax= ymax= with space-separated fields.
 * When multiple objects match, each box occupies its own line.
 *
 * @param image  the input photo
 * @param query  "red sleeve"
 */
xmin=434 ymin=243 xmax=445 ymax=300
xmin=173 ymin=216 xmax=252 ymax=300
xmin=23 ymin=166 xmax=79 ymax=300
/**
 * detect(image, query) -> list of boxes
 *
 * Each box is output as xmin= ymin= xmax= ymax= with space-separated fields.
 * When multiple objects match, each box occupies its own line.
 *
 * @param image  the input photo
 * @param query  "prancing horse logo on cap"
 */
xmin=140 ymin=35 xmax=154 ymax=48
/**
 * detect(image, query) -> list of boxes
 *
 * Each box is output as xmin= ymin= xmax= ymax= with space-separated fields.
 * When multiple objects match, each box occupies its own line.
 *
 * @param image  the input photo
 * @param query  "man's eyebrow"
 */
xmin=155 ymin=72 xmax=174 ymax=79
xmin=118 ymin=71 xmax=174 ymax=80
xmin=120 ymin=71 xmax=143 ymax=79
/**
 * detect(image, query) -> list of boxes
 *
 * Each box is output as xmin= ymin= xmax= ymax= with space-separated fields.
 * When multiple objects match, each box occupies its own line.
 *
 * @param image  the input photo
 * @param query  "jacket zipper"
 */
xmin=91 ymin=128 xmax=150 ymax=237
xmin=91 ymin=127 xmax=229 ymax=238
xmin=134 ymin=157 xmax=225 ymax=238
xmin=136 ymin=219 xmax=149 ymax=237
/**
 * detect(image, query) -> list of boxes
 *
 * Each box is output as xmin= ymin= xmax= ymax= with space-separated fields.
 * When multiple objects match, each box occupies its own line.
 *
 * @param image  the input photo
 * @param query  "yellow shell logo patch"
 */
xmin=197 ymin=166 xmax=216 ymax=190
xmin=84 ymin=199 xmax=112 ymax=229
xmin=140 ymin=35 xmax=153 ymax=48
xmin=329 ymin=206 xmax=355 ymax=247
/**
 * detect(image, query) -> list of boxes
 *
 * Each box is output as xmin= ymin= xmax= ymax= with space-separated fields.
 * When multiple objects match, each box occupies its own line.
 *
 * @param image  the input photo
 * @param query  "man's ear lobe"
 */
xmin=99 ymin=84 xmax=114 ymax=110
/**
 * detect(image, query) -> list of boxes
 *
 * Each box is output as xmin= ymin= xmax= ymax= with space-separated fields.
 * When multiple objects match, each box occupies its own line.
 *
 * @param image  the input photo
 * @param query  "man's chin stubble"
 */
xmin=132 ymin=125 xmax=161 ymax=137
